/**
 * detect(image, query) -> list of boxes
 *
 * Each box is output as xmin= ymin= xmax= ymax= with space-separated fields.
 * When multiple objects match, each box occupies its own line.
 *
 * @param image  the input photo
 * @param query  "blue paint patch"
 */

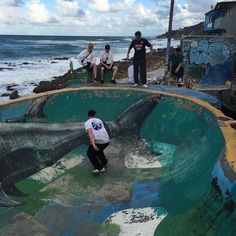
xmin=200 ymin=63 xmax=231 ymax=86
xmin=37 ymin=196 xmax=128 ymax=235
xmin=212 ymin=160 xmax=233 ymax=197
xmin=0 ymin=101 xmax=31 ymax=121
xmin=93 ymin=203 xmax=129 ymax=223
xmin=130 ymin=180 xmax=160 ymax=208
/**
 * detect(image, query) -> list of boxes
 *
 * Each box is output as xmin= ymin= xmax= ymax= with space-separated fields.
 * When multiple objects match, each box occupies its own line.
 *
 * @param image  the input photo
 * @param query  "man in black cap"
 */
xmin=100 ymin=44 xmax=118 ymax=84
xmin=84 ymin=110 xmax=110 ymax=174
xmin=127 ymin=31 xmax=153 ymax=88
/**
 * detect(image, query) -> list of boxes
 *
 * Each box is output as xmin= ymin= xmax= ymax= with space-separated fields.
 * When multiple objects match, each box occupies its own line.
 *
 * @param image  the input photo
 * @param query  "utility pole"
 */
xmin=164 ymin=0 xmax=175 ymax=78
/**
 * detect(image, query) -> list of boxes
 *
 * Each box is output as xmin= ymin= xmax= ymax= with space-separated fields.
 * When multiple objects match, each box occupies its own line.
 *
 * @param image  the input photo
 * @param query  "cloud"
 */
xmin=0 ymin=0 xmax=23 ymax=7
xmin=186 ymin=0 xmax=230 ymax=13
xmin=89 ymin=0 xmax=135 ymax=12
xmin=0 ymin=0 xmax=231 ymax=36
xmin=89 ymin=0 xmax=110 ymax=12
xmin=173 ymin=4 xmax=203 ymax=29
xmin=110 ymin=0 xmax=135 ymax=12
xmin=26 ymin=0 xmax=58 ymax=24
xmin=131 ymin=4 xmax=159 ymax=25
xmin=151 ymin=0 xmax=231 ymax=31
xmin=0 ymin=1 xmax=26 ymax=24
xmin=55 ymin=0 xmax=85 ymax=17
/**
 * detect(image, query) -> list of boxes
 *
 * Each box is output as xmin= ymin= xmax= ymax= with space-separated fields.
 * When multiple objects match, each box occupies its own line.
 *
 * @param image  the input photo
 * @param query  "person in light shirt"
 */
xmin=84 ymin=110 xmax=110 ymax=174
xmin=100 ymin=44 xmax=118 ymax=84
xmin=78 ymin=43 xmax=97 ymax=83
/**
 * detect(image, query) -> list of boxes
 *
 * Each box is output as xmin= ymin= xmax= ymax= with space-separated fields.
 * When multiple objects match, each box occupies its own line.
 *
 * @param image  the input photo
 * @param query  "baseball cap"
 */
xmin=88 ymin=109 xmax=96 ymax=117
xmin=105 ymin=44 xmax=110 ymax=50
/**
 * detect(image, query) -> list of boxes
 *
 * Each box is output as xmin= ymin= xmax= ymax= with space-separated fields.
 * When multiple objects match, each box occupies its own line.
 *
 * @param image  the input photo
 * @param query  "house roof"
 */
xmin=205 ymin=1 xmax=236 ymax=15
xmin=215 ymin=1 xmax=236 ymax=11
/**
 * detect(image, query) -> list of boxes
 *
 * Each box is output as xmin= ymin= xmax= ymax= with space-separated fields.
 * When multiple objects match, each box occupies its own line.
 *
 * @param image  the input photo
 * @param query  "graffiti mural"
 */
xmin=0 ymin=89 xmax=235 ymax=235
xmin=182 ymin=36 xmax=236 ymax=86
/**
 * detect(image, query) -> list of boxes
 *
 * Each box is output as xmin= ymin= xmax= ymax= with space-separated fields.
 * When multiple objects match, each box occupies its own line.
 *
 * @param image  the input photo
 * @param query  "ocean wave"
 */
xmin=123 ymin=37 xmax=132 ymax=42
xmin=0 ymin=35 xmax=177 ymax=100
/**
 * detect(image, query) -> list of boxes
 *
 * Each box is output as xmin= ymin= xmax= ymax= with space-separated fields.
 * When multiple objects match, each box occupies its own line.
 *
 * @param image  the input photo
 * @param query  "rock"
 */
xmin=32 ymin=50 xmax=165 ymax=94
xmin=20 ymin=62 xmax=35 ymax=65
xmin=7 ymin=85 xmax=18 ymax=91
xmin=9 ymin=90 xmax=20 ymax=99
xmin=1 ymin=93 xmax=10 ymax=97
xmin=33 ymin=80 xmax=66 ymax=93
xmin=33 ymin=81 xmax=52 ymax=93
xmin=53 ymin=57 xmax=69 ymax=60
xmin=0 ymin=67 xmax=14 ymax=71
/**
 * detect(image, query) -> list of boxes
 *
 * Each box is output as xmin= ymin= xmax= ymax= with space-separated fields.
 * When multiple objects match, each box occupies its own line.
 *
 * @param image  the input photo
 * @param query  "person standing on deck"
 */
xmin=127 ymin=31 xmax=153 ymax=88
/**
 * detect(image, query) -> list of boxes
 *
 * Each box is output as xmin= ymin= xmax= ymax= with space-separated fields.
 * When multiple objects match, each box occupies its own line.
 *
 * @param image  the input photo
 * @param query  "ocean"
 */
xmin=0 ymin=35 xmax=180 ymax=101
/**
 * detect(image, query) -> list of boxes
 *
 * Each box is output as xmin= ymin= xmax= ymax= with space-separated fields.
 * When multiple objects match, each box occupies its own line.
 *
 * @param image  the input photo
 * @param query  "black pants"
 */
xmin=83 ymin=62 xmax=93 ymax=72
xmin=133 ymin=59 xmax=146 ymax=84
xmin=171 ymin=65 xmax=184 ymax=80
xmin=87 ymin=142 xmax=109 ymax=170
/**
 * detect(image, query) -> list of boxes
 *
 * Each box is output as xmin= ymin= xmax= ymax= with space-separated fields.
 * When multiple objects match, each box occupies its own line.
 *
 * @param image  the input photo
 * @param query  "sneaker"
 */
xmin=92 ymin=79 xmax=97 ymax=83
xmin=93 ymin=167 xmax=105 ymax=174
xmin=101 ymin=80 xmax=104 ymax=84
xmin=142 ymin=84 xmax=148 ymax=88
xmin=178 ymin=78 xmax=184 ymax=84
xmin=133 ymin=83 xmax=138 ymax=87
xmin=110 ymin=80 xmax=116 ymax=84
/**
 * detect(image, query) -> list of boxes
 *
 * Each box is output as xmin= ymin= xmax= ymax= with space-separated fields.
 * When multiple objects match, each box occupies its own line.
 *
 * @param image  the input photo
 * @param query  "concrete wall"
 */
xmin=182 ymin=36 xmax=236 ymax=86
xmin=215 ymin=5 xmax=236 ymax=36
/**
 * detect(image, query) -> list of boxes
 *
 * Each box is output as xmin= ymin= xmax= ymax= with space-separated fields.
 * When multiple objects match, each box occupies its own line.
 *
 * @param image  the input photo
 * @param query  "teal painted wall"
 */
xmin=0 ymin=90 xmax=230 ymax=236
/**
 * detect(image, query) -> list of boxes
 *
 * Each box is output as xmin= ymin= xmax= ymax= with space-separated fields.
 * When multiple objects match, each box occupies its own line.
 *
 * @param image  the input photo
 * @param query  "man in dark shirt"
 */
xmin=127 ymin=31 xmax=153 ymax=87
xmin=169 ymin=47 xmax=184 ymax=86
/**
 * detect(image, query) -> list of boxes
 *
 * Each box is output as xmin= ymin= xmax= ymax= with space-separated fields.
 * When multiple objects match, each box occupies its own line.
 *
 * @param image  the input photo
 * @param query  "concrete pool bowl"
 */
xmin=0 ymin=87 xmax=236 ymax=235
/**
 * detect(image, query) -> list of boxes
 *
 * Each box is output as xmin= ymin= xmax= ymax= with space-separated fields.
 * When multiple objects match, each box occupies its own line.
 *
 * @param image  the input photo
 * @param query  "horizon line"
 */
xmin=0 ymin=34 xmax=158 ymax=38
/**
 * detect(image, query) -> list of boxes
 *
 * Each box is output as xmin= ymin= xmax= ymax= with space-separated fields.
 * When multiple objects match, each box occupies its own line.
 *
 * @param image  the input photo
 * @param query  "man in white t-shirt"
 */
xmin=100 ymin=44 xmax=118 ymax=84
xmin=84 ymin=109 xmax=110 ymax=174
xmin=78 ymin=43 xmax=97 ymax=83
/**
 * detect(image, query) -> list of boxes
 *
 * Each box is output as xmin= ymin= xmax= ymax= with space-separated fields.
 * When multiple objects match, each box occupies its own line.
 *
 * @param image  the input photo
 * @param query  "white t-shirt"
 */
xmin=78 ymin=49 xmax=96 ymax=66
xmin=84 ymin=118 xmax=110 ymax=144
xmin=100 ymin=51 xmax=114 ymax=64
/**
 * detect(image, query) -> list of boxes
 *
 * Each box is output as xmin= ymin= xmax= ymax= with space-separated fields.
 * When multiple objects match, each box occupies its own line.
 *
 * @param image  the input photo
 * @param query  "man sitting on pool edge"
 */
xmin=100 ymin=44 xmax=118 ymax=84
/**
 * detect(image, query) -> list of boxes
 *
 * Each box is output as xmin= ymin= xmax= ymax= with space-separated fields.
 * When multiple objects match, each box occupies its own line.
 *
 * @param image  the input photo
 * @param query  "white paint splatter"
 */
xmin=31 ymin=154 xmax=84 ymax=183
xmin=125 ymin=142 xmax=176 ymax=169
xmin=104 ymin=207 xmax=167 ymax=236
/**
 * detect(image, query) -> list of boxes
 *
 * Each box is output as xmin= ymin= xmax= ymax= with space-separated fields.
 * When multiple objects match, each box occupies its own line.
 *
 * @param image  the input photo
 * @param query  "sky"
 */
xmin=0 ymin=0 xmax=230 ymax=36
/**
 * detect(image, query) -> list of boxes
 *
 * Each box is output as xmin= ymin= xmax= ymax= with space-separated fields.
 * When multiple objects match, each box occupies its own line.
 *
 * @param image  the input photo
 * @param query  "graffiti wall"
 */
xmin=0 ymin=88 xmax=235 ymax=235
xmin=181 ymin=36 xmax=236 ymax=86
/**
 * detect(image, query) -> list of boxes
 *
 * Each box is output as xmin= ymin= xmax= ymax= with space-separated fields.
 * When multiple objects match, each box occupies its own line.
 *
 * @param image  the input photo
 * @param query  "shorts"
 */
xmin=101 ymin=64 xmax=115 ymax=71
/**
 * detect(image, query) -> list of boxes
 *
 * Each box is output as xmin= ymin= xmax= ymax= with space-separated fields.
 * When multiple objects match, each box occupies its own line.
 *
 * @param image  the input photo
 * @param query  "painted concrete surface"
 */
xmin=182 ymin=36 xmax=236 ymax=86
xmin=0 ymin=88 xmax=235 ymax=235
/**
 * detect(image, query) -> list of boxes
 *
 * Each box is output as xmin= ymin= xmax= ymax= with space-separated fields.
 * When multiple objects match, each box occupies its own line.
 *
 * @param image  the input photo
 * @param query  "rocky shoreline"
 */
xmin=32 ymin=50 xmax=166 ymax=94
xmin=0 ymin=50 xmax=166 ymax=99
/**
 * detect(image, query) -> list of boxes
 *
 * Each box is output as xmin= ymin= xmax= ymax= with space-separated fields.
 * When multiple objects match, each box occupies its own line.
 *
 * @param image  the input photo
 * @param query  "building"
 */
xmin=204 ymin=1 xmax=236 ymax=36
